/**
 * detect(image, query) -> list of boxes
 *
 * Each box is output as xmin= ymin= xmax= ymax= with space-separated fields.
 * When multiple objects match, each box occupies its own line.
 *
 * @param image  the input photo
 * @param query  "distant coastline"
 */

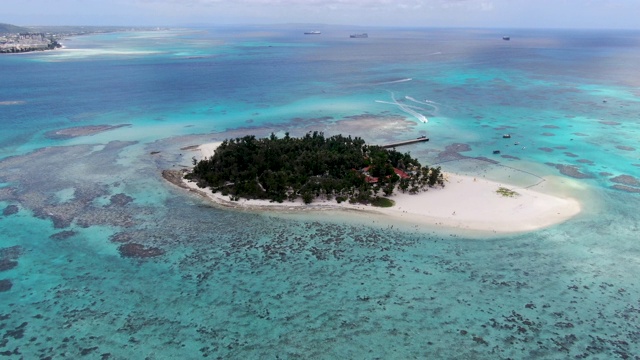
xmin=0 ymin=23 xmax=167 ymax=54
xmin=0 ymin=32 xmax=61 ymax=53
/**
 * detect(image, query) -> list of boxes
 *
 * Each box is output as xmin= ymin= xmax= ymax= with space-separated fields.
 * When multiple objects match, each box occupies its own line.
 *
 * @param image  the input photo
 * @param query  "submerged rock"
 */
xmin=546 ymin=163 xmax=594 ymax=179
xmin=611 ymin=185 xmax=640 ymax=193
xmin=44 ymin=124 xmax=131 ymax=140
xmin=0 ymin=279 xmax=12 ymax=292
xmin=118 ymin=243 xmax=165 ymax=258
xmin=0 ymin=259 xmax=18 ymax=271
xmin=0 ymin=246 xmax=21 ymax=272
xmin=0 ymin=246 xmax=22 ymax=259
xmin=108 ymin=193 xmax=134 ymax=207
xmin=445 ymin=143 xmax=472 ymax=153
xmin=610 ymin=175 xmax=640 ymax=187
xmin=2 ymin=205 xmax=19 ymax=216
xmin=501 ymin=155 xmax=520 ymax=160
xmin=435 ymin=143 xmax=472 ymax=163
xmin=475 ymin=156 xmax=500 ymax=164
xmin=599 ymin=120 xmax=621 ymax=126
xmin=110 ymin=232 xmax=135 ymax=243
xmin=49 ymin=230 xmax=78 ymax=240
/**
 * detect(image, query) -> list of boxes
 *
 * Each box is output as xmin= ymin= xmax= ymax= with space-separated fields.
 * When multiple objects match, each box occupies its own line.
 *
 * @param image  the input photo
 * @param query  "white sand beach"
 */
xmin=197 ymin=141 xmax=223 ymax=160
xmin=178 ymin=142 xmax=582 ymax=235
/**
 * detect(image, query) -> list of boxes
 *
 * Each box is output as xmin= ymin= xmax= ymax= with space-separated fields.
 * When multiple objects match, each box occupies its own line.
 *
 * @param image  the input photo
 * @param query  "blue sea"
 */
xmin=1 ymin=25 xmax=639 ymax=359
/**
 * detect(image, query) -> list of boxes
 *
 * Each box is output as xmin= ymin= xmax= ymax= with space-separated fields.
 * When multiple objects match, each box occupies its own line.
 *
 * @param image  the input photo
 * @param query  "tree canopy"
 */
xmin=186 ymin=132 xmax=443 ymax=204
xmin=0 ymin=23 xmax=29 ymax=34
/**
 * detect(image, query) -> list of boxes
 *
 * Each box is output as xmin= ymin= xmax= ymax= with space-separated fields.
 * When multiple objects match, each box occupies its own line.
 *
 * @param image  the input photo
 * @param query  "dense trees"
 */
xmin=186 ymin=132 xmax=443 ymax=204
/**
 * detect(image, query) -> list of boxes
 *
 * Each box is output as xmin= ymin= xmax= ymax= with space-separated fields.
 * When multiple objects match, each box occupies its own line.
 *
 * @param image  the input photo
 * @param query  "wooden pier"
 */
xmin=381 ymin=136 xmax=429 ymax=149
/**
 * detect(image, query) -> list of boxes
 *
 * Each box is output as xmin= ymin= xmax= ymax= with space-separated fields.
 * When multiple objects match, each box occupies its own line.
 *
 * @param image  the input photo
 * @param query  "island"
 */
xmin=163 ymin=132 xmax=583 ymax=235
xmin=185 ymin=132 xmax=443 ymax=205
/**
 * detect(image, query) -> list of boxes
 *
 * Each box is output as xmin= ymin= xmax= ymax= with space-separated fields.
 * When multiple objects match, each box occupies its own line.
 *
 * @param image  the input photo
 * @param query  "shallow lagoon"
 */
xmin=1 ymin=26 xmax=639 ymax=358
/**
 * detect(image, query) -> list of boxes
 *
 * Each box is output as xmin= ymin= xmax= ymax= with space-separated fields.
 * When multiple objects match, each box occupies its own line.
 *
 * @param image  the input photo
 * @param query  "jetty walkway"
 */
xmin=380 ymin=136 xmax=429 ymax=149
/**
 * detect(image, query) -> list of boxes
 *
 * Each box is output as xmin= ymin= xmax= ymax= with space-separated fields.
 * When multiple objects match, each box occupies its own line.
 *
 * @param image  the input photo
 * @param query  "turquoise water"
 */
xmin=1 ymin=26 xmax=639 ymax=359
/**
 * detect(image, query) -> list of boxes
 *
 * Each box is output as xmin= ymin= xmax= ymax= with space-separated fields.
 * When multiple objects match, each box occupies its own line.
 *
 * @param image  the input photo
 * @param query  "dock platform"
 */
xmin=381 ymin=136 xmax=429 ymax=149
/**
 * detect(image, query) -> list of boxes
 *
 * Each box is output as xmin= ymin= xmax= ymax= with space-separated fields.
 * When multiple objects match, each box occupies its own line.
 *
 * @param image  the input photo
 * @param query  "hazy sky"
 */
xmin=3 ymin=0 xmax=639 ymax=29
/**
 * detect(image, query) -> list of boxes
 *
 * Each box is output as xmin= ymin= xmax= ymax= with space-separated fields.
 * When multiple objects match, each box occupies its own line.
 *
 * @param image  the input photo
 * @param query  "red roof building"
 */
xmin=362 ymin=166 xmax=410 ymax=183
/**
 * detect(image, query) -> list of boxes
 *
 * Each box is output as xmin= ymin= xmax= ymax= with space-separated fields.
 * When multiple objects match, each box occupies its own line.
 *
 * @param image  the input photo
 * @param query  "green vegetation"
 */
xmin=370 ymin=197 xmax=395 ymax=207
xmin=0 ymin=23 xmax=29 ymax=34
xmin=496 ymin=187 xmax=519 ymax=197
xmin=186 ymin=132 xmax=444 ymax=204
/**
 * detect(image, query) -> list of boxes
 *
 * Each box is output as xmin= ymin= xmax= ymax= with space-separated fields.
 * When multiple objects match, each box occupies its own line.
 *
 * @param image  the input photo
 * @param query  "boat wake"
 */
xmin=375 ymin=100 xmax=426 ymax=111
xmin=376 ymin=92 xmax=428 ymax=123
xmin=405 ymin=96 xmax=440 ymax=111
xmin=374 ymin=78 xmax=413 ymax=85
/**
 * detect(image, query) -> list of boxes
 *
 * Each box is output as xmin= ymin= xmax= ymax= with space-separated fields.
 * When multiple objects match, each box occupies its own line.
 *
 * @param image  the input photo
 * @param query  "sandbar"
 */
xmin=45 ymin=124 xmax=131 ymax=139
xmin=0 ymin=101 xmax=26 ymax=106
xmin=168 ymin=142 xmax=582 ymax=235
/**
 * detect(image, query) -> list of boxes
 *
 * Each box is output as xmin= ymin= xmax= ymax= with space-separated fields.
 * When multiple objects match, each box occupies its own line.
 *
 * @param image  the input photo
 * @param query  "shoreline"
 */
xmin=163 ymin=142 xmax=583 ymax=235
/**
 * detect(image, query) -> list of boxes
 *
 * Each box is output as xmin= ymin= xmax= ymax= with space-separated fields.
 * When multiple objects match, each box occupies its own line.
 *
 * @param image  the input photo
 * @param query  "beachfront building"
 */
xmin=361 ymin=166 xmax=410 ymax=184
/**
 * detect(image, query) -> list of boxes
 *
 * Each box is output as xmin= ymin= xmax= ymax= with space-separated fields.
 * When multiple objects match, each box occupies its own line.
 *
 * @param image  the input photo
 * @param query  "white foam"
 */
xmin=405 ymin=96 xmax=440 ymax=111
xmin=375 ymin=78 xmax=412 ymax=85
xmin=376 ymin=92 xmax=428 ymax=123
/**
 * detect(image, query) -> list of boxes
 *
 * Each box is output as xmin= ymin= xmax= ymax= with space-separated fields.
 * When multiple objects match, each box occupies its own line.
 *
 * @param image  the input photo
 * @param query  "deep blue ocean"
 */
xmin=1 ymin=25 xmax=639 ymax=359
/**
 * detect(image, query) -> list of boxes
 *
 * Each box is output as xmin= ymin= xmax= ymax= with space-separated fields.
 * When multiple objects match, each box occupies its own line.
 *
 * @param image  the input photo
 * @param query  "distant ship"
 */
xmin=304 ymin=31 xmax=321 ymax=35
xmin=502 ymin=36 xmax=510 ymax=41
xmin=350 ymin=33 xmax=368 ymax=38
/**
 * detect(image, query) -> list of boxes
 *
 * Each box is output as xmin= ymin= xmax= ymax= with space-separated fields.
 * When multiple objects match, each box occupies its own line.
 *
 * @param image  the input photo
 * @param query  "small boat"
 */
xmin=350 ymin=33 xmax=368 ymax=38
xmin=503 ymin=134 xmax=511 ymax=139
xmin=304 ymin=31 xmax=321 ymax=35
xmin=502 ymin=36 xmax=510 ymax=41
xmin=493 ymin=150 xmax=501 ymax=155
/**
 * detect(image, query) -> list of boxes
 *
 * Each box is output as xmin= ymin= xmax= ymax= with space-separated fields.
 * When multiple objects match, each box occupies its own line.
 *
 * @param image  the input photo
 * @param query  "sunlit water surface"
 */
xmin=0 ymin=26 xmax=639 ymax=359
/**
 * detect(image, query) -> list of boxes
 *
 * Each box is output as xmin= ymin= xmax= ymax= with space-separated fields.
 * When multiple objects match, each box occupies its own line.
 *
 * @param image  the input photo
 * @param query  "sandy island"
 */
xmin=165 ymin=142 xmax=582 ymax=235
